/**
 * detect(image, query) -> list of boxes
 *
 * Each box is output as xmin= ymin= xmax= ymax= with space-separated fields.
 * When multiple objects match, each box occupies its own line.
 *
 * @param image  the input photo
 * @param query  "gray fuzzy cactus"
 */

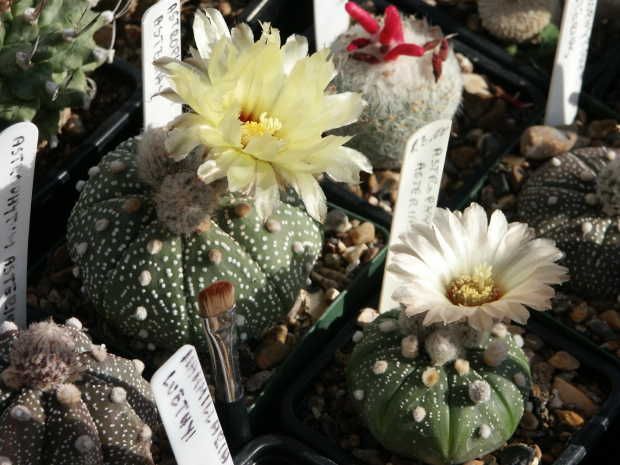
xmin=329 ymin=4 xmax=463 ymax=170
xmin=66 ymin=129 xmax=323 ymax=351
xmin=0 ymin=318 xmax=157 ymax=465
xmin=517 ymin=147 xmax=620 ymax=301
xmin=0 ymin=0 xmax=115 ymax=142
xmin=347 ymin=309 xmax=531 ymax=465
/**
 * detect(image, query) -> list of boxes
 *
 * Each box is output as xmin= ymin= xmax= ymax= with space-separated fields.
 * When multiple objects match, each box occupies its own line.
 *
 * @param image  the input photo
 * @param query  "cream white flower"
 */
xmin=388 ymin=203 xmax=568 ymax=332
xmin=156 ymin=9 xmax=371 ymax=222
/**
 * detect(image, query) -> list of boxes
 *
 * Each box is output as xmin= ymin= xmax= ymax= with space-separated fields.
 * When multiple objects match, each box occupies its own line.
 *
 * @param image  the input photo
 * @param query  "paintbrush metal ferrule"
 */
xmin=200 ymin=303 xmax=243 ymax=403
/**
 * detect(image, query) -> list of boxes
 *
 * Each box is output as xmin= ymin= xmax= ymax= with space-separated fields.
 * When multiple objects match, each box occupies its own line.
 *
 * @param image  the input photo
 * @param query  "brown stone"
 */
xmin=554 ymin=409 xmax=585 ymax=429
xmin=477 ymin=99 xmax=507 ymax=131
xmin=53 ymin=244 xmax=72 ymax=267
xmin=350 ymin=222 xmax=375 ymax=245
xmin=254 ymin=325 xmax=293 ymax=369
xmin=570 ymin=307 xmax=588 ymax=323
xmin=49 ymin=266 xmax=76 ymax=285
xmin=520 ymin=126 xmax=578 ymax=160
xmin=547 ymin=351 xmax=580 ymax=371
xmin=599 ymin=310 xmax=620 ymax=331
xmin=552 ymin=377 xmax=599 ymax=418
xmin=519 ymin=411 xmax=539 ymax=431
xmin=509 ymin=165 xmax=527 ymax=192
xmin=449 ymin=146 xmax=478 ymax=170
xmin=588 ymin=119 xmax=618 ymax=138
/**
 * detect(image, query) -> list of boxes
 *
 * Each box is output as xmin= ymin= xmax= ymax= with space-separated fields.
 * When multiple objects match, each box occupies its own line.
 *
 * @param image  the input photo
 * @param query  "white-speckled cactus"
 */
xmin=517 ymin=147 xmax=620 ymax=301
xmin=0 ymin=0 xmax=116 ymax=142
xmin=66 ymin=130 xmax=323 ymax=351
xmin=347 ymin=309 xmax=531 ymax=465
xmin=0 ymin=318 xmax=157 ymax=465
xmin=329 ymin=2 xmax=463 ymax=170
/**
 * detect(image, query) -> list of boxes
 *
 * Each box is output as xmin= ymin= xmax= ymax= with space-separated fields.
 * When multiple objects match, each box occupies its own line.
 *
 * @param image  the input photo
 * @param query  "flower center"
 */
xmin=241 ymin=112 xmax=282 ymax=146
xmin=448 ymin=263 xmax=500 ymax=307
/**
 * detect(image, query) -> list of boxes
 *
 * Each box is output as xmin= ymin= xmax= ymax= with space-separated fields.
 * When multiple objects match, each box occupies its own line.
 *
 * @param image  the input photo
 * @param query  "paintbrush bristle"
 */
xmin=198 ymin=281 xmax=235 ymax=318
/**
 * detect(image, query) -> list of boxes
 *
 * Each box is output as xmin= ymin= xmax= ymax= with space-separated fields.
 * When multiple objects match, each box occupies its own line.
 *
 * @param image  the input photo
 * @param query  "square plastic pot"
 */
xmin=278 ymin=300 xmax=620 ymax=465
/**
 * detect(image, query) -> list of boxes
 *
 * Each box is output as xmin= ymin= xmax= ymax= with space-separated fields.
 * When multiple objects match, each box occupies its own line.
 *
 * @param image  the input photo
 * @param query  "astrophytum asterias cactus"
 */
xmin=328 ymin=3 xmax=463 ymax=170
xmin=0 ymin=318 xmax=157 ymax=465
xmin=347 ymin=310 xmax=531 ymax=465
xmin=0 ymin=0 xmax=116 ymax=142
xmin=66 ymin=130 xmax=323 ymax=351
xmin=518 ymin=146 xmax=620 ymax=301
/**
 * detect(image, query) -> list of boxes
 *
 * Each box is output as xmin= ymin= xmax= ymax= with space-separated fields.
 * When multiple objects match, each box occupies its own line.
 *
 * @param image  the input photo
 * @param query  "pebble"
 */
xmin=519 ymin=411 xmax=539 ymax=431
xmin=547 ymin=351 xmax=580 ymax=371
xmin=254 ymin=325 xmax=293 ymax=369
xmin=350 ymin=222 xmax=375 ymax=245
xmin=357 ymin=308 xmax=379 ymax=326
xmin=245 ymin=370 xmax=273 ymax=392
xmin=551 ymin=377 xmax=599 ymax=418
xmin=570 ymin=307 xmax=588 ymax=323
xmin=520 ymin=126 xmax=577 ymax=160
xmin=554 ymin=410 xmax=585 ymax=429
xmin=478 ymin=99 xmax=507 ymax=132
xmin=599 ymin=310 xmax=620 ymax=331
xmin=324 ymin=209 xmax=351 ymax=235
xmin=588 ymin=318 xmax=616 ymax=341
xmin=500 ymin=444 xmax=538 ymax=465
xmin=449 ymin=146 xmax=478 ymax=170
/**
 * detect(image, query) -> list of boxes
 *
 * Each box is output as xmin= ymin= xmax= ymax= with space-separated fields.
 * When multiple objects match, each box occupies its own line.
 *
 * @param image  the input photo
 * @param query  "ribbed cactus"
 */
xmin=347 ymin=309 xmax=531 ymax=465
xmin=0 ymin=318 xmax=157 ymax=465
xmin=329 ymin=3 xmax=463 ymax=170
xmin=0 ymin=0 xmax=115 ymax=142
xmin=517 ymin=147 xmax=620 ymax=301
xmin=66 ymin=129 xmax=323 ymax=351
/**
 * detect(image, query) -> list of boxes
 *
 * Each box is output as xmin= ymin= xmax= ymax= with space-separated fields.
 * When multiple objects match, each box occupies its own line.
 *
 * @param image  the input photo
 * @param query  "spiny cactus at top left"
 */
xmin=0 ymin=0 xmax=121 ymax=143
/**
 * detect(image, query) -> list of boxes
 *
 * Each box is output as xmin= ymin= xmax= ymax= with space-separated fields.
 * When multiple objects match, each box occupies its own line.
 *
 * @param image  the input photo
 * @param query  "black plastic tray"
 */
xmin=279 ymin=301 xmax=620 ymax=465
xmin=233 ymin=435 xmax=337 ymax=465
xmin=590 ymin=44 xmax=620 ymax=119
xmin=29 ymin=58 xmax=142 ymax=267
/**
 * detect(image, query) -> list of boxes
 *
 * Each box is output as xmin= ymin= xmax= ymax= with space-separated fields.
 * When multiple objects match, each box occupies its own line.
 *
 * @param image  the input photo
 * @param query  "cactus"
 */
xmin=517 ymin=146 xmax=620 ymax=301
xmin=0 ymin=0 xmax=117 ymax=143
xmin=0 ymin=318 xmax=157 ymax=465
xmin=347 ymin=309 xmax=531 ymax=465
xmin=66 ymin=129 xmax=323 ymax=352
xmin=328 ymin=3 xmax=463 ymax=170
xmin=475 ymin=0 xmax=561 ymax=43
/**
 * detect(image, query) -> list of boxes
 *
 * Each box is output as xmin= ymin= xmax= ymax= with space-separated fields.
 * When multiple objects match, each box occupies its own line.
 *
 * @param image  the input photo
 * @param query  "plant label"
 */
xmin=142 ymin=0 xmax=183 ymax=129
xmin=0 ymin=122 xmax=38 ymax=328
xmin=545 ymin=0 xmax=598 ymax=126
xmin=313 ymin=0 xmax=350 ymax=49
xmin=151 ymin=345 xmax=233 ymax=465
xmin=378 ymin=119 xmax=452 ymax=313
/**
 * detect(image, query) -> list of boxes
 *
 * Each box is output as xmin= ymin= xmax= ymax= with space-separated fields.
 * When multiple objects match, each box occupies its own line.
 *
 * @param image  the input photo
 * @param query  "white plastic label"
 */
xmin=378 ymin=119 xmax=452 ymax=313
xmin=151 ymin=345 xmax=233 ymax=465
xmin=545 ymin=0 xmax=598 ymax=126
xmin=142 ymin=0 xmax=183 ymax=129
xmin=313 ymin=0 xmax=350 ymax=49
xmin=0 ymin=122 xmax=38 ymax=328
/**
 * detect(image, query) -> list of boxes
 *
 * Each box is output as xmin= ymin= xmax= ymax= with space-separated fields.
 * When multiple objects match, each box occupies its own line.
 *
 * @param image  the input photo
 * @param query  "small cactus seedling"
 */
xmin=66 ymin=129 xmax=323 ymax=351
xmin=518 ymin=146 xmax=620 ymax=301
xmin=476 ymin=0 xmax=561 ymax=43
xmin=329 ymin=2 xmax=463 ymax=170
xmin=0 ymin=0 xmax=123 ymax=143
xmin=0 ymin=318 xmax=158 ymax=465
xmin=347 ymin=309 xmax=531 ymax=465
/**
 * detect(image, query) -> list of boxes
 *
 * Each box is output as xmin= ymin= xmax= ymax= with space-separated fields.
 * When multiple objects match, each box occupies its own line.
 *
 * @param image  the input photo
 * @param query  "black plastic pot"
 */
xmin=318 ymin=33 xmax=546 ymax=230
xmin=28 ymin=58 xmax=142 ymax=268
xmin=388 ymin=0 xmax=616 ymax=93
xmin=279 ymin=300 xmax=620 ymax=465
xmin=239 ymin=0 xmax=314 ymax=40
xmin=233 ymin=435 xmax=337 ymax=465
xmin=590 ymin=44 xmax=620 ymax=118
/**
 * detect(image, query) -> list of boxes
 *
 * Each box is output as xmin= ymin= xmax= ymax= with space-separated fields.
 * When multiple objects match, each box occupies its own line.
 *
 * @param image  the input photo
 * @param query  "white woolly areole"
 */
xmin=352 ymin=331 xmax=364 ymax=343
xmin=139 ymin=329 xmax=149 ymax=339
xmin=0 ymin=455 xmax=13 ymax=465
xmin=373 ymin=360 xmax=388 ymax=375
xmin=425 ymin=329 xmax=462 ymax=365
xmin=110 ymin=386 xmax=127 ymax=403
xmin=484 ymin=339 xmax=509 ymax=366
xmin=422 ymin=367 xmax=440 ymax=388
xmin=133 ymin=359 xmax=146 ymax=375
xmin=454 ymin=358 xmax=470 ymax=375
xmin=512 ymin=334 xmax=525 ymax=348
xmin=10 ymin=405 xmax=31 ymax=421
xmin=95 ymin=218 xmax=110 ymax=232
xmin=134 ymin=306 xmax=148 ymax=320
xmin=75 ymin=180 xmax=86 ymax=192
xmin=353 ymin=389 xmax=365 ymax=401
xmin=147 ymin=239 xmax=163 ymax=255
xmin=76 ymin=242 xmax=88 ymax=256
xmin=72 ymin=267 xmax=80 ymax=278
xmin=235 ymin=314 xmax=246 ymax=326
xmin=91 ymin=344 xmax=108 ymax=362
xmin=138 ymin=270 xmax=152 ymax=286
xmin=75 ymin=435 xmax=95 ymax=453
xmin=292 ymin=241 xmax=305 ymax=254
xmin=0 ymin=321 xmax=18 ymax=334
xmin=65 ymin=317 xmax=83 ymax=330
xmin=401 ymin=335 xmax=419 ymax=358
xmin=514 ymin=372 xmax=527 ymax=387
xmin=413 ymin=406 xmax=426 ymax=422
xmin=479 ymin=424 xmax=492 ymax=439
xmin=468 ymin=380 xmax=492 ymax=404
xmin=491 ymin=323 xmax=507 ymax=338
xmin=56 ymin=383 xmax=82 ymax=404
xmin=140 ymin=424 xmax=153 ymax=439
xmin=88 ymin=166 xmax=100 ymax=178
xmin=378 ymin=320 xmax=396 ymax=333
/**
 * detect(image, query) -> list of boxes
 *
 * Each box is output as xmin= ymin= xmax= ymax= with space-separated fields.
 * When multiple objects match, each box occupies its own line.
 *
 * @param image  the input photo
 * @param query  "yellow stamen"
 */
xmin=449 ymin=263 xmax=500 ymax=306
xmin=241 ymin=112 xmax=282 ymax=146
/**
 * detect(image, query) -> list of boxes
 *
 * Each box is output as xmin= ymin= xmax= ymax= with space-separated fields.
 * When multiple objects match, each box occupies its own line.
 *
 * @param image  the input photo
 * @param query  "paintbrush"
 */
xmin=198 ymin=280 xmax=251 ymax=451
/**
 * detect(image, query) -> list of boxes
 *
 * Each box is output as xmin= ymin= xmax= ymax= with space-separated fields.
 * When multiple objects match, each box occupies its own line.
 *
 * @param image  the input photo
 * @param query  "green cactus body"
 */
xmin=0 ymin=319 xmax=157 ymax=465
xmin=347 ymin=310 xmax=531 ymax=465
xmin=66 ymin=134 xmax=323 ymax=351
xmin=0 ymin=0 xmax=112 ymax=141
xmin=517 ymin=147 xmax=620 ymax=301
xmin=329 ymin=15 xmax=463 ymax=170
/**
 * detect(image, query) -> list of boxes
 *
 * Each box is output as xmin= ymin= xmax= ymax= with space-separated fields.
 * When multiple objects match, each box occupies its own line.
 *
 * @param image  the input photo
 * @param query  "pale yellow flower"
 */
xmin=388 ymin=203 xmax=569 ymax=332
xmin=156 ymin=9 xmax=371 ymax=222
